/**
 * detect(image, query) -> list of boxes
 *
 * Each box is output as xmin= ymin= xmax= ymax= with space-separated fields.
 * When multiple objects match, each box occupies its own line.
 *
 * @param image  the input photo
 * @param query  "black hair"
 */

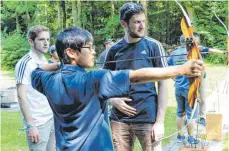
xmin=55 ymin=27 xmax=93 ymax=64
xmin=120 ymin=2 xmax=145 ymax=23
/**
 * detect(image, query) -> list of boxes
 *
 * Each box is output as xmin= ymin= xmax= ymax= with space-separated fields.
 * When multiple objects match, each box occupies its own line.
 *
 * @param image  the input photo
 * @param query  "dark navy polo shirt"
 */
xmin=31 ymin=65 xmax=130 ymax=151
xmin=103 ymin=37 xmax=168 ymax=123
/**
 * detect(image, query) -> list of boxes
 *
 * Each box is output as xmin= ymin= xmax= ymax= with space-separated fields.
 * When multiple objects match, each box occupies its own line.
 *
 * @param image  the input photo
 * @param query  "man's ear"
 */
xmin=66 ymin=48 xmax=78 ymax=59
xmin=28 ymin=39 xmax=34 ymax=46
xmin=121 ymin=20 xmax=127 ymax=28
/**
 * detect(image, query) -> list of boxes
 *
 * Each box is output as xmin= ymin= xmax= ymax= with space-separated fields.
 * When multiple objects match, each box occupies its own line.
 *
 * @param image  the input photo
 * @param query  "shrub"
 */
xmin=1 ymin=32 xmax=29 ymax=70
xmin=205 ymin=53 xmax=226 ymax=64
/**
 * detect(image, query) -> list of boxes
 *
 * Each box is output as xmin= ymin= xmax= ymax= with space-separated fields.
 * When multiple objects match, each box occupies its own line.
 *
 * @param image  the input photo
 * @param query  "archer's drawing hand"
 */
xmin=151 ymin=121 xmax=164 ymax=141
xmin=28 ymin=126 xmax=40 ymax=143
xmin=182 ymin=60 xmax=204 ymax=77
xmin=109 ymin=97 xmax=137 ymax=117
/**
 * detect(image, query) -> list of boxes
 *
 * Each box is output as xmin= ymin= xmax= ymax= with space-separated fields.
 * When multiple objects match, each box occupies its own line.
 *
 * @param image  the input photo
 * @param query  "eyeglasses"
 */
xmin=81 ymin=45 xmax=96 ymax=52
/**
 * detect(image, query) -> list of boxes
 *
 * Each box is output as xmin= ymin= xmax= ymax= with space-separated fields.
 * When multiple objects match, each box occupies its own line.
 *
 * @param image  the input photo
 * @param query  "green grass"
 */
xmin=1 ymin=111 xmax=28 ymax=151
xmin=222 ymin=132 xmax=229 ymax=151
xmin=0 ymin=70 xmax=15 ymax=78
xmin=162 ymin=107 xmax=177 ymax=145
xmin=1 ymin=108 xmax=176 ymax=151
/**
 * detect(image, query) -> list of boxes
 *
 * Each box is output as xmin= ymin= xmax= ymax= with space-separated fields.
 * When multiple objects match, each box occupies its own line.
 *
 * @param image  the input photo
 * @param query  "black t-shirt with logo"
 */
xmin=103 ymin=37 xmax=168 ymax=123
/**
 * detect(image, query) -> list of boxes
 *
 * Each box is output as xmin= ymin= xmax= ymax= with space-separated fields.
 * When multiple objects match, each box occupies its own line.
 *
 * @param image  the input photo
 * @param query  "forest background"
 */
xmin=1 ymin=0 xmax=228 ymax=69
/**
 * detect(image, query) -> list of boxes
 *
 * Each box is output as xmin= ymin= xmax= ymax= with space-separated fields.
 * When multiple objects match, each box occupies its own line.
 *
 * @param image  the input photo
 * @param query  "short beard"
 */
xmin=128 ymin=26 xmax=143 ymax=38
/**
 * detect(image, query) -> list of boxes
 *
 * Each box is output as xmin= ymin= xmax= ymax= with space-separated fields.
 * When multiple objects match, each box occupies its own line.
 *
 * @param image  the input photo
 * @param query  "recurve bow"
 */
xmin=175 ymin=0 xmax=203 ymax=109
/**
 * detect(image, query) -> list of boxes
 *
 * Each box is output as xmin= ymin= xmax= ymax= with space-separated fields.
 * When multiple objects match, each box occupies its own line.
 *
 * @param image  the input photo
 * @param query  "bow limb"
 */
xmin=214 ymin=5 xmax=229 ymax=65
xmin=181 ymin=17 xmax=202 ymax=109
xmin=176 ymin=0 xmax=202 ymax=109
xmin=214 ymin=1 xmax=229 ymax=96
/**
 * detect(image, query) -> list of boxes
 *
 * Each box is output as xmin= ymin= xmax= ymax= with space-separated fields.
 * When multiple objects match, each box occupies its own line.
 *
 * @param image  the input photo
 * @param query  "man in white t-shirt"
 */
xmin=15 ymin=25 xmax=55 ymax=151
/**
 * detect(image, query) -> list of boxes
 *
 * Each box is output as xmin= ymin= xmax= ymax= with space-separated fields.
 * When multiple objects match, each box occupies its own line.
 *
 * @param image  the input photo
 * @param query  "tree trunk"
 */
xmin=61 ymin=0 xmax=66 ymax=28
xmin=45 ymin=3 xmax=48 ymax=24
xmin=76 ymin=0 xmax=81 ymax=27
xmin=58 ymin=1 xmax=62 ymax=30
xmin=111 ymin=0 xmax=114 ymax=18
xmin=16 ymin=12 xmax=20 ymax=32
xmin=25 ymin=1 xmax=31 ymax=21
xmin=89 ymin=2 xmax=93 ymax=33
xmin=227 ymin=0 xmax=229 ymax=33
xmin=72 ymin=1 xmax=77 ymax=26
xmin=166 ymin=2 xmax=170 ymax=44
xmin=111 ymin=0 xmax=115 ymax=35
xmin=140 ymin=0 xmax=148 ymax=36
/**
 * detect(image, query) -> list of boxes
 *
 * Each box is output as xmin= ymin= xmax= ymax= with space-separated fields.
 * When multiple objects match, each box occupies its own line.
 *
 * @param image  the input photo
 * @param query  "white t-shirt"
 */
xmin=15 ymin=50 xmax=53 ymax=126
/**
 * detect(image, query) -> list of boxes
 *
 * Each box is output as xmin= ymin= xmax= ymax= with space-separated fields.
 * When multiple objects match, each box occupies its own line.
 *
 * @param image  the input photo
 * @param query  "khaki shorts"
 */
xmin=26 ymin=118 xmax=55 ymax=151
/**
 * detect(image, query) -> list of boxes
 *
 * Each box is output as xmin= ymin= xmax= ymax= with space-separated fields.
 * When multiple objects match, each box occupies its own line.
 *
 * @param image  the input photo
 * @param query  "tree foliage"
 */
xmin=188 ymin=1 xmax=228 ymax=64
xmin=1 ymin=0 xmax=228 ymax=69
xmin=1 ymin=32 xmax=29 ymax=70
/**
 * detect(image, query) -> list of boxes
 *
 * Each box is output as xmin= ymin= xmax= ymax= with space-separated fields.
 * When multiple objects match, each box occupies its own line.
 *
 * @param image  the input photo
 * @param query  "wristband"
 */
xmin=19 ymin=123 xmax=35 ymax=132
xmin=26 ymin=124 xmax=34 ymax=129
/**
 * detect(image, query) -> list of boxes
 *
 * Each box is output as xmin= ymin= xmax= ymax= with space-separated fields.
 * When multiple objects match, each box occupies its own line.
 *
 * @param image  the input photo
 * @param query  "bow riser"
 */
xmin=181 ymin=18 xmax=202 ymax=60
xmin=188 ymin=78 xmax=201 ymax=108
xmin=180 ymin=17 xmax=202 ymax=109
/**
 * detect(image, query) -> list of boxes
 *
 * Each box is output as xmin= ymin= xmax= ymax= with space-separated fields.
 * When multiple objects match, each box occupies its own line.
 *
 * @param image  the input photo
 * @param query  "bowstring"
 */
xmin=151 ymin=100 xmax=200 ymax=147
xmin=95 ymin=52 xmax=216 ymax=65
